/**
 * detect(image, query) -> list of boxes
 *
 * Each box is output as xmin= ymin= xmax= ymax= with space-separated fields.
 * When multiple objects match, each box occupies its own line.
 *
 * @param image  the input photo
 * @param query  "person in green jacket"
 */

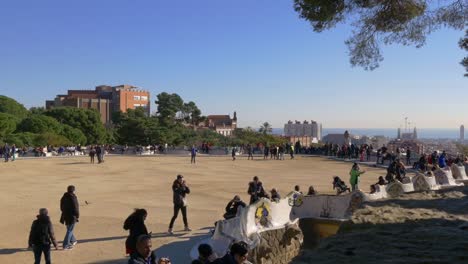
xmin=349 ymin=163 xmax=366 ymax=191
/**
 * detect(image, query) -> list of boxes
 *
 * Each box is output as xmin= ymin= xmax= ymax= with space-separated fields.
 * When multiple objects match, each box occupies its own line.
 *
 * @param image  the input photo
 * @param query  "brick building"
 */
xmin=46 ymin=84 xmax=150 ymax=124
xmin=205 ymin=112 xmax=238 ymax=136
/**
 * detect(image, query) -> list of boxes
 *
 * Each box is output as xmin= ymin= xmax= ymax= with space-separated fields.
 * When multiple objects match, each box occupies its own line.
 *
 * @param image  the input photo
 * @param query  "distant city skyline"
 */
xmin=1 ymin=1 xmax=466 ymax=129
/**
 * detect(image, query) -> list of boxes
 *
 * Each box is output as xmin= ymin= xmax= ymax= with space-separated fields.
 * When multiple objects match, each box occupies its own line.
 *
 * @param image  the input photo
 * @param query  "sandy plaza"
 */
xmin=0 ymin=155 xmax=385 ymax=263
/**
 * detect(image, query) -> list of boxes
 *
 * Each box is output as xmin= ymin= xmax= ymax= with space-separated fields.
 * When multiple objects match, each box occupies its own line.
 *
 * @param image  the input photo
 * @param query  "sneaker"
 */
xmin=184 ymin=226 xmax=192 ymax=232
xmin=63 ymin=246 xmax=73 ymax=251
xmin=71 ymin=241 xmax=78 ymax=246
xmin=168 ymin=228 xmax=173 ymax=235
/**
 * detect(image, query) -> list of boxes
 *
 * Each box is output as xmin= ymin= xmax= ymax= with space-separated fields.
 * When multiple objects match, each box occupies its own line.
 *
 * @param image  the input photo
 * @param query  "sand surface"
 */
xmin=0 ymin=155 xmax=385 ymax=264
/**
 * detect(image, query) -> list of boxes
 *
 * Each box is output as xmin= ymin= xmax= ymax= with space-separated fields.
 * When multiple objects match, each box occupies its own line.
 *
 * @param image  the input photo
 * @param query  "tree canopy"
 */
xmin=0 ymin=95 xmax=28 ymax=119
xmin=44 ymin=107 xmax=108 ymax=144
xmin=294 ymin=0 xmax=467 ymax=71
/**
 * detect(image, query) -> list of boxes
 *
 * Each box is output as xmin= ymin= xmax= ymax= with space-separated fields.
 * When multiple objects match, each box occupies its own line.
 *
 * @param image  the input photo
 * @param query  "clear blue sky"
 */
xmin=1 ymin=0 xmax=466 ymax=129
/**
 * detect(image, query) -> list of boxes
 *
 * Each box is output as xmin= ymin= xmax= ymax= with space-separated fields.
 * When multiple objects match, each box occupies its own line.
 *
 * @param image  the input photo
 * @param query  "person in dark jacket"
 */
xmin=224 ymin=195 xmax=246 ymax=219
xmin=247 ymin=176 xmax=268 ymax=205
xmin=124 ymin=209 xmax=149 ymax=255
xmin=128 ymin=235 xmax=171 ymax=264
xmin=168 ymin=175 xmax=191 ymax=234
xmin=28 ymin=208 xmax=58 ymax=264
xmin=270 ymin=188 xmax=281 ymax=202
xmin=211 ymin=241 xmax=249 ymax=264
xmin=307 ymin=186 xmax=317 ymax=195
xmin=60 ymin=185 xmax=79 ymax=250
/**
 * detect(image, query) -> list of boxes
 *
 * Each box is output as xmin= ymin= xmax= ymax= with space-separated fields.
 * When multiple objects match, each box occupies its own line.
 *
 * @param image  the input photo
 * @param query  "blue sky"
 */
xmin=0 ymin=0 xmax=466 ymax=129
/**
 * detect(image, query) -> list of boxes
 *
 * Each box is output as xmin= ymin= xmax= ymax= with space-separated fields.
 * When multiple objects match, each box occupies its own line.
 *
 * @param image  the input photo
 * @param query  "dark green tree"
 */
xmin=459 ymin=29 xmax=468 ymax=77
xmin=259 ymin=122 xmax=273 ymax=135
xmin=294 ymin=0 xmax=467 ymax=71
xmin=155 ymin=92 xmax=184 ymax=125
xmin=17 ymin=115 xmax=64 ymax=134
xmin=0 ymin=113 xmax=19 ymax=138
xmin=0 ymin=95 xmax=28 ymax=119
xmin=45 ymin=107 xmax=107 ymax=144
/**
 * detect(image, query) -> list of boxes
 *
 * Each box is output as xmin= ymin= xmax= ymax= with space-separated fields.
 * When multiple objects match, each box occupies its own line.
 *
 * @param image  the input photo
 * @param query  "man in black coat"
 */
xmin=224 ymin=195 xmax=246 ymax=219
xmin=60 ymin=185 xmax=79 ymax=250
xmin=29 ymin=208 xmax=58 ymax=264
xmin=168 ymin=175 xmax=191 ymax=234
xmin=247 ymin=176 xmax=268 ymax=205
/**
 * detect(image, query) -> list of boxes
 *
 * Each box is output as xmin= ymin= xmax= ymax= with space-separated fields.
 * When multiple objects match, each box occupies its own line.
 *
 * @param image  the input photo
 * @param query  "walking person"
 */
xmin=231 ymin=147 xmax=236 ymax=161
xmin=190 ymin=145 xmax=197 ymax=164
xmin=3 ymin=143 xmax=10 ymax=162
xmin=60 ymin=185 xmax=79 ymax=250
xmin=247 ymin=144 xmax=253 ymax=160
xmin=11 ymin=144 xmax=16 ymax=161
xmin=349 ymin=163 xmax=366 ymax=191
xmin=168 ymin=175 xmax=191 ymax=234
xmin=89 ymin=146 xmax=96 ymax=164
xmin=96 ymin=145 xmax=102 ymax=163
xmin=124 ymin=209 xmax=149 ymax=255
xmin=28 ymin=208 xmax=58 ymax=264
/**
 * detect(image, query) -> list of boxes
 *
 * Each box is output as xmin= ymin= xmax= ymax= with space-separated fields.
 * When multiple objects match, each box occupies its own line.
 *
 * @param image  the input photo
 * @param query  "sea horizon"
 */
xmin=269 ymin=128 xmax=463 ymax=139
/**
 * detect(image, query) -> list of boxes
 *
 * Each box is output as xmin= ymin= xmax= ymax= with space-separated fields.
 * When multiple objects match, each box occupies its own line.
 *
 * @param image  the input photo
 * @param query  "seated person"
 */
xmin=211 ymin=241 xmax=249 ymax=264
xmin=332 ymin=176 xmax=350 ymax=195
xmin=294 ymin=185 xmax=303 ymax=194
xmin=224 ymin=195 xmax=246 ymax=220
xmin=128 ymin=235 xmax=171 ymax=264
xmin=377 ymin=176 xmax=386 ymax=185
xmin=307 ymin=186 xmax=317 ymax=195
xmin=270 ymin=188 xmax=281 ymax=202
xmin=194 ymin=244 xmax=217 ymax=264
xmin=385 ymin=172 xmax=395 ymax=183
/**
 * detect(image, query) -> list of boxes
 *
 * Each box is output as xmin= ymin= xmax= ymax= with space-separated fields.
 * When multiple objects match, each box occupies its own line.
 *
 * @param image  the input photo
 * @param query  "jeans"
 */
xmin=169 ymin=205 xmax=188 ymax=228
xmin=33 ymin=244 xmax=51 ymax=264
xmin=63 ymin=223 xmax=77 ymax=248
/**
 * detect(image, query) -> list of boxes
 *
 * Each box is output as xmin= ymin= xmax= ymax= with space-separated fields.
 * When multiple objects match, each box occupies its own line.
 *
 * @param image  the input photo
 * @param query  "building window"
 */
xmin=133 ymin=95 xmax=141 ymax=100
xmin=141 ymin=96 xmax=148 ymax=101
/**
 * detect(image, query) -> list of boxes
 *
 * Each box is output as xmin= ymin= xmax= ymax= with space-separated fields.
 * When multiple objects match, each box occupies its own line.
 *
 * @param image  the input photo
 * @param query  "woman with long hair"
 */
xmin=123 ymin=209 xmax=149 ymax=255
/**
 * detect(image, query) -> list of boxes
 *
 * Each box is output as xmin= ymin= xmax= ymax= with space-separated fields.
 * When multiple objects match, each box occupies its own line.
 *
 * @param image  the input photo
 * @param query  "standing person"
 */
xmin=349 ymin=163 xmax=366 ymax=191
xmin=4 ymin=143 xmax=10 ymax=162
xmin=96 ymin=145 xmax=102 ymax=164
xmin=247 ymin=144 xmax=254 ymax=160
xmin=168 ymin=175 xmax=191 ymax=234
xmin=366 ymin=147 xmax=371 ymax=161
xmin=406 ymin=148 xmax=411 ymax=165
xmin=60 ymin=185 xmax=79 ymax=250
xmin=124 ymin=209 xmax=149 ymax=255
xmin=89 ymin=146 xmax=96 ymax=164
xmin=190 ymin=145 xmax=197 ymax=164
xmin=231 ymin=147 xmax=236 ymax=161
xmin=263 ymin=146 xmax=269 ymax=160
xmin=100 ymin=145 xmax=106 ymax=163
xmin=11 ymin=144 xmax=16 ymax=161
xmin=439 ymin=151 xmax=447 ymax=168
xmin=279 ymin=145 xmax=285 ymax=160
xmin=290 ymin=145 xmax=295 ymax=159
xmin=28 ymin=208 xmax=58 ymax=264
xmin=247 ymin=176 xmax=267 ymax=204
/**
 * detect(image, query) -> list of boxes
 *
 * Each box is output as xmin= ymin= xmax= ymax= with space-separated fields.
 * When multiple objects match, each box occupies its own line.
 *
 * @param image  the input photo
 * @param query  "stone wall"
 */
xmin=248 ymin=223 xmax=304 ymax=264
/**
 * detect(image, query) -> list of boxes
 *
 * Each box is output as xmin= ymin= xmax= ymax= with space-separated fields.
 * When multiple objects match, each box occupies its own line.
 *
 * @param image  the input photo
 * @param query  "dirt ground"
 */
xmin=0 ymin=155 xmax=386 ymax=264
